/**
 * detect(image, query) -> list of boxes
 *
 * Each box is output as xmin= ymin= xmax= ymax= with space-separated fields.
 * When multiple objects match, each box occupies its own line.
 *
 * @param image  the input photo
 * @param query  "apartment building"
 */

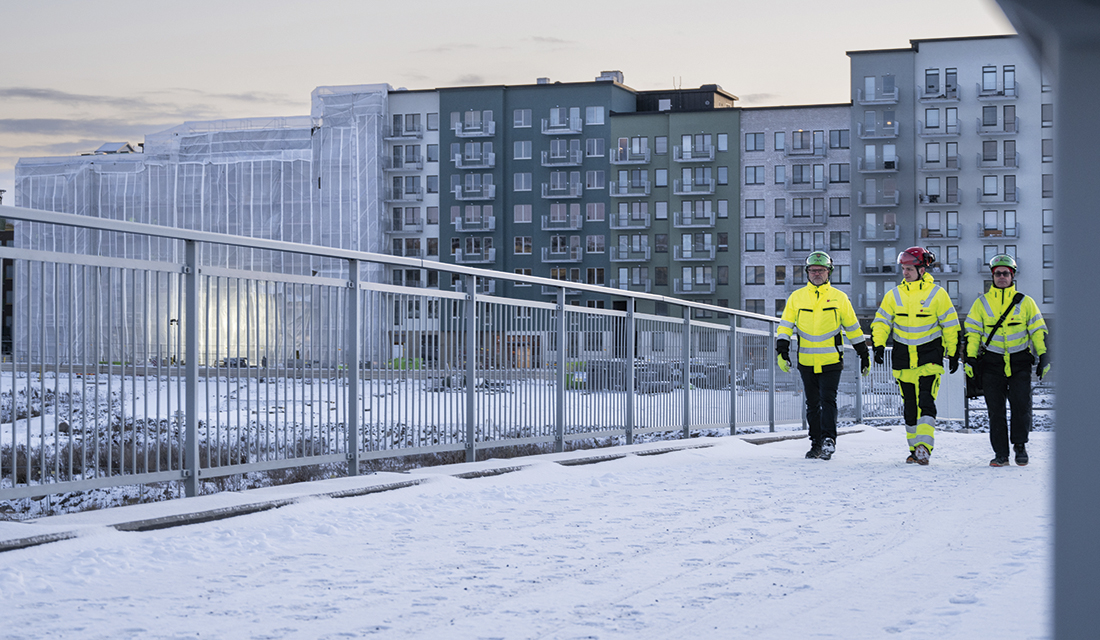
xmin=848 ymin=35 xmax=1054 ymax=322
xmin=739 ymin=105 xmax=853 ymax=317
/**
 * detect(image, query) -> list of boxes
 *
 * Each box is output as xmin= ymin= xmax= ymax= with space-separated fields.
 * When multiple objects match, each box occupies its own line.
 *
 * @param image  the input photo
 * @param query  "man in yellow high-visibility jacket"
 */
xmin=871 ymin=246 xmax=961 ymax=465
xmin=777 ymin=251 xmax=870 ymax=460
xmin=965 ymin=254 xmax=1049 ymax=467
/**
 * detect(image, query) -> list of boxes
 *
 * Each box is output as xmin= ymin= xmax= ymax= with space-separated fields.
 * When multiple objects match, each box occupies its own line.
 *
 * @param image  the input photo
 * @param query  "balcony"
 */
xmin=976 ymin=188 xmax=1019 ymax=205
xmin=609 ymin=148 xmax=650 ymax=165
xmin=673 ymin=145 xmax=715 ymax=162
xmin=976 ymin=81 xmax=1019 ymax=100
xmin=385 ymin=187 xmax=424 ymax=203
xmin=673 ymin=211 xmax=716 ymax=228
xmin=674 ymin=278 xmax=716 ymax=295
xmin=540 ymin=149 xmax=583 ymax=167
xmin=976 ymin=152 xmax=1020 ymax=170
xmin=976 ymin=222 xmax=1021 ymax=239
xmin=541 ymin=246 xmax=584 ymax=263
xmin=383 ymin=155 xmax=424 ymax=172
xmin=918 ymin=224 xmax=959 ymax=240
xmin=384 ymin=124 xmax=423 ymax=140
xmin=856 ymin=294 xmax=879 ymax=313
xmin=917 ymin=121 xmax=960 ymax=138
xmin=672 ymin=178 xmax=715 ymax=196
xmin=541 ymin=212 xmax=583 ymax=231
xmin=787 ymin=213 xmax=827 ymax=227
xmin=858 ymin=260 xmax=899 ymax=277
xmin=541 ymin=116 xmax=583 ymax=135
xmin=785 ymin=145 xmax=827 ymax=159
xmin=858 ymin=224 xmax=901 ymax=242
xmin=918 ymin=85 xmax=961 ymax=102
xmin=453 ymin=184 xmax=496 ymax=201
xmin=541 ymin=283 xmax=581 ymax=296
xmin=385 ymin=218 xmax=425 ymax=234
xmin=673 ymin=246 xmax=716 ymax=262
xmin=608 ymin=181 xmax=651 ymax=197
xmin=454 ymin=247 xmax=496 ymax=264
xmin=977 ymin=117 xmax=1019 ymax=136
xmin=857 ymin=87 xmax=899 ymax=105
xmin=608 ymin=212 xmax=651 ymax=230
xmin=929 ymin=262 xmax=962 ymax=276
xmin=858 ymin=190 xmax=900 ymax=207
xmin=917 ymin=191 xmax=960 ymax=206
xmin=453 ymin=215 xmax=496 ymax=233
xmin=453 ymin=152 xmax=496 ymax=169
xmin=917 ymin=155 xmax=960 ymax=172
xmin=453 ymin=120 xmax=496 ymax=138
xmin=453 ymin=279 xmax=497 ymax=295
xmin=857 ymin=121 xmax=899 ymax=139
xmin=857 ymin=157 xmax=899 ymax=173
xmin=609 ymin=279 xmax=652 ymax=293
xmin=541 ymin=182 xmax=583 ymax=199
xmin=609 ymin=246 xmax=652 ymax=262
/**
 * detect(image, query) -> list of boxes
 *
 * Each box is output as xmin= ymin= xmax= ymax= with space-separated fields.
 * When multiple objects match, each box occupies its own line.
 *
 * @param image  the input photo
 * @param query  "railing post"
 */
xmin=625 ymin=298 xmax=635 ymax=445
xmin=183 ymin=240 xmax=200 ymax=497
xmin=855 ymin=346 xmax=864 ymax=423
xmin=346 ymin=259 xmax=362 ymax=476
xmin=682 ymin=306 xmax=691 ymax=439
xmin=465 ymin=274 xmax=477 ymax=463
xmin=729 ymin=315 xmax=738 ymax=435
xmin=555 ymin=288 xmax=566 ymax=453
xmin=768 ymin=321 xmax=777 ymax=433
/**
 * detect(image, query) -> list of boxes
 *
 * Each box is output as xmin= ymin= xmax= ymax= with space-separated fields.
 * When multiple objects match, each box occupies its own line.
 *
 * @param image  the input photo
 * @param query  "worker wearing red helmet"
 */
xmin=871 ymin=246 xmax=961 ymax=465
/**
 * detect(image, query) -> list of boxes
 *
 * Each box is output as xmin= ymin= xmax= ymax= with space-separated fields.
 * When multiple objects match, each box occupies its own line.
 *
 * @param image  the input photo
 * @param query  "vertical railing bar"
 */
xmin=464 ymin=275 xmax=477 ymax=462
xmin=769 ymin=322 xmax=777 ymax=433
xmin=626 ymin=300 xmax=635 ymax=445
xmin=682 ymin=307 xmax=690 ymax=439
xmin=183 ymin=240 xmax=200 ymax=497
xmin=555 ymin=288 xmax=565 ymax=454
xmin=730 ymin=316 xmax=738 ymax=435
xmin=347 ymin=259 xmax=361 ymax=475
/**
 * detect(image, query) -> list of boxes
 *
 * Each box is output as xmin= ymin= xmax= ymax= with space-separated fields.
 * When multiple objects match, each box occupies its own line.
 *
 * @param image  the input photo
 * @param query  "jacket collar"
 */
xmin=989 ymin=283 xmax=1018 ymax=304
xmin=900 ymin=271 xmax=935 ymax=291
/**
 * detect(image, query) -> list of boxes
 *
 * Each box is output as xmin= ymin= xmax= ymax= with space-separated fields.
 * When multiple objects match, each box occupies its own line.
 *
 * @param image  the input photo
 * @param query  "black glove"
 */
xmin=873 ymin=345 xmax=885 ymax=365
xmin=948 ymin=353 xmax=959 ymax=374
xmin=1037 ymin=352 xmax=1051 ymax=379
xmin=859 ymin=350 xmax=870 ymax=374
xmin=776 ymin=339 xmax=792 ymax=367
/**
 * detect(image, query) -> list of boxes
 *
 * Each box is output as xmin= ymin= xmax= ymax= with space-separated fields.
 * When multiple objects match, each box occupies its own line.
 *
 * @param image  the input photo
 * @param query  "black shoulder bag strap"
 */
xmin=979 ymin=292 xmax=1025 ymax=355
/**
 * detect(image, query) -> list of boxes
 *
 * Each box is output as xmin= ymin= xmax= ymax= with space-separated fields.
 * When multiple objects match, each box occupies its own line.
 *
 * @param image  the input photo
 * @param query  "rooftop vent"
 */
xmin=536 ymin=77 xmax=550 ymax=85
xmin=597 ymin=70 xmax=624 ymax=83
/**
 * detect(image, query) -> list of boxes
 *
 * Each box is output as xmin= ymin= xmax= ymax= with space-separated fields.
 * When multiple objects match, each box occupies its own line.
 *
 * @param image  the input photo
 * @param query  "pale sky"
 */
xmin=0 ymin=0 xmax=1014 ymax=201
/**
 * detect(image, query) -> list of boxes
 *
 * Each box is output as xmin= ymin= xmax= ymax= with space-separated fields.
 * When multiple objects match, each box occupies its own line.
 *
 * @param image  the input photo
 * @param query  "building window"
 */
xmin=655 ymin=168 xmax=668 ymax=187
xmin=774 ymin=165 xmax=786 ymax=185
xmin=774 ymin=131 xmax=785 ymax=152
xmin=717 ymin=266 xmax=729 ymax=285
xmin=774 ymin=232 xmax=786 ymax=252
xmin=514 ymin=173 xmax=532 ymax=191
xmin=426 ymin=113 xmax=439 ymax=131
xmin=717 ymin=200 xmax=728 ymax=218
xmin=829 ymin=163 xmax=850 ymax=183
xmin=514 ymin=109 xmax=531 ymax=128
xmin=586 ymin=235 xmax=605 ymax=253
xmin=829 ymin=197 xmax=849 ymax=217
xmin=1043 ymin=209 xmax=1053 ymax=233
xmin=746 ymin=266 xmax=765 ymax=285
xmin=717 ymin=232 xmax=728 ymax=252
xmin=654 ymin=267 xmax=668 ymax=286
xmin=654 ymin=234 xmax=668 ymax=253
xmin=745 ymin=299 xmax=765 ymax=315
xmin=513 ymin=268 xmax=532 ymax=286
xmin=745 ymin=199 xmax=764 ymax=218
xmin=717 ymin=166 xmax=728 ymax=185
xmin=1043 ymin=244 xmax=1054 ymax=269
xmin=1042 ymin=103 xmax=1054 ymax=128
xmin=745 ymin=232 xmax=765 ymax=251
xmin=983 ymin=65 xmax=997 ymax=91
xmin=515 ymin=236 xmax=532 ymax=255
xmin=829 ymin=129 xmax=849 ymax=149
xmin=830 ymin=231 xmax=850 ymax=251
xmin=717 ymin=133 xmax=728 ymax=152
xmin=775 ymin=265 xmax=786 ymax=285
xmin=655 ymin=201 xmax=668 ymax=220
xmin=1043 ymin=174 xmax=1054 ymax=198
xmin=514 ymin=204 xmax=532 ymax=223
xmin=1042 ymin=139 xmax=1053 ymax=163
xmin=426 ymin=206 xmax=439 ymax=225
xmin=586 ymin=170 xmax=605 ymax=189
xmin=426 ymin=176 xmax=438 ymax=193
xmin=834 ymin=265 xmax=851 ymax=285
xmin=427 ymin=144 xmax=439 ymax=162
xmin=514 ymin=140 xmax=532 ymax=160
xmin=744 ymin=166 xmax=764 ymax=185
xmin=586 ymin=202 xmax=605 ymax=221
xmin=654 ymin=136 xmax=668 ymax=155
xmin=586 ymin=106 xmax=605 ymax=125
xmin=745 ymin=132 xmax=764 ymax=151
xmin=1043 ymin=279 xmax=1054 ymax=304
xmin=586 ymin=138 xmax=605 ymax=157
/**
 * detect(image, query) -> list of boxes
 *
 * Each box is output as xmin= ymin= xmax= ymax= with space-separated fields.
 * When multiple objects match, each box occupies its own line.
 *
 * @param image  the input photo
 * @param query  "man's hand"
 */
xmin=776 ymin=339 xmax=792 ymax=373
xmin=777 ymin=353 xmax=791 ymax=373
xmin=964 ymin=357 xmax=975 ymax=378
xmin=948 ymin=353 xmax=959 ymax=374
xmin=859 ymin=350 xmax=871 ymax=377
xmin=1037 ymin=352 xmax=1051 ymax=380
xmin=873 ymin=345 xmax=885 ymax=365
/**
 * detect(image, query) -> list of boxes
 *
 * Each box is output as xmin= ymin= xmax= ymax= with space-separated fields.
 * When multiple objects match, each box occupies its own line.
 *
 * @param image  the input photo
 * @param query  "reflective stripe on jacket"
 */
xmin=964 ymin=284 xmax=1047 ymax=376
xmin=871 ymin=272 xmax=960 ymax=371
xmin=778 ymin=282 xmax=865 ymax=373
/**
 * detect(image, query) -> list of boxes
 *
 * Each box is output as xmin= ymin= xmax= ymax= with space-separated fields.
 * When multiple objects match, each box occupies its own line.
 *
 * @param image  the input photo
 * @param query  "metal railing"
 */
xmin=0 ymin=204 xmax=904 ymax=503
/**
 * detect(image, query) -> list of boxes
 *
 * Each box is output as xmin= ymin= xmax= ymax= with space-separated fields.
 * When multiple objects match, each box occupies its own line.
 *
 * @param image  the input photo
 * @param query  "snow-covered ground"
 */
xmin=0 ymin=427 xmax=1051 ymax=639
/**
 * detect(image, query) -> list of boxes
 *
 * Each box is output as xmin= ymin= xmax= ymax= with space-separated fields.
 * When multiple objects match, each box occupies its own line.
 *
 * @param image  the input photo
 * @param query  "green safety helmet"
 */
xmin=806 ymin=251 xmax=833 ymax=274
xmin=989 ymin=253 xmax=1017 ymax=275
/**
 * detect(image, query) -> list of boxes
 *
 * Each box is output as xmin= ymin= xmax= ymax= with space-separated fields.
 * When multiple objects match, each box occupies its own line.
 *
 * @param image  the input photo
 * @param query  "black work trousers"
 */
xmin=983 ymin=366 xmax=1032 ymax=458
xmin=799 ymin=367 xmax=842 ymax=445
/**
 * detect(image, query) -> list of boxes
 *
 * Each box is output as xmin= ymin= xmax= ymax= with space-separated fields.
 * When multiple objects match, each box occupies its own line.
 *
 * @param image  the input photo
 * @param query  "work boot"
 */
xmin=990 ymin=456 xmax=1010 ymax=467
xmin=1014 ymin=444 xmax=1029 ymax=466
xmin=905 ymin=450 xmax=918 ymax=464
xmin=805 ymin=443 xmax=824 ymax=459
xmin=820 ymin=438 xmax=836 ymax=461
xmin=914 ymin=444 xmax=931 ymax=466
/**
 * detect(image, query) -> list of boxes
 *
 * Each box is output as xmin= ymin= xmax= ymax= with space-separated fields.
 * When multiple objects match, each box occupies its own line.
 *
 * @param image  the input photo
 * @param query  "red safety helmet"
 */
xmin=897 ymin=246 xmax=935 ymax=270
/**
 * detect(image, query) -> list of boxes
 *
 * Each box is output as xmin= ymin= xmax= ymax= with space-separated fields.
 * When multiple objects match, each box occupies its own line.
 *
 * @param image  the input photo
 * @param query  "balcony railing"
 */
xmin=541 ymin=116 xmax=583 ymax=135
xmin=858 ymin=260 xmax=900 ymax=276
xmin=976 ymin=81 xmax=1019 ymax=100
xmin=609 ymin=279 xmax=652 ymax=293
xmin=453 ymin=152 xmax=496 ymax=169
xmin=976 ymin=188 xmax=1019 ymax=205
xmin=674 ymin=278 xmax=716 ymax=295
xmin=977 ymin=117 xmax=1019 ymax=136
xmin=672 ymin=179 xmax=715 ymax=195
xmin=858 ymin=224 xmax=901 ymax=242
xmin=385 ymin=218 xmax=425 ymax=234
xmin=540 ymin=149 xmax=583 ymax=167
xmin=857 ymin=190 xmax=900 ymax=207
xmin=928 ymin=262 xmax=962 ymax=276
xmin=453 ymin=120 xmax=496 ymax=137
xmin=384 ymin=124 xmax=423 ymax=140
xmin=918 ymin=224 xmax=959 ymax=240
xmin=454 ymin=215 xmax=496 ymax=233
xmin=608 ymin=181 xmax=651 ymax=197
xmin=609 ymin=148 xmax=651 ymax=164
xmin=541 ymin=246 xmax=584 ymax=263
xmin=383 ymin=156 xmax=425 ymax=171
xmin=857 ymin=158 xmax=899 ymax=173
xmin=454 ymin=247 xmax=497 ymax=264
xmin=453 ymin=184 xmax=496 ymax=201
xmin=673 ymin=211 xmax=716 ymax=228
xmin=541 ymin=183 xmax=583 ymax=199
xmin=608 ymin=213 xmax=651 ymax=230
xmin=541 ymin=212 xmax=584 ymax=231
xmin=857 ymin=87 xmax=899 ymax=105
xmin=673 ymin=246 xmax=716 ymax=262
xmin=673 ymin=146 xmax=715 ymax=162
xmin=917 ymin=121 xmax=960 ymax=137
xmin=609 ymin=246 xmax=652 ymax=262
xmin=917 ymin=191 xmax=960 ymax=205
xmin=977 ymin=222 xmax=1021 ymax=239
xmin=385 ymin=187 xmax=424 ymax=202
xmin=918 ymin=85 xmax=960 ymax=102
xmin=917 ymin=155 xmax=960 ymax=171
xmin=857 ymin=121 xmax=899 ymax=139
xmin=976 ymin=152 xmax=1019 ymax=170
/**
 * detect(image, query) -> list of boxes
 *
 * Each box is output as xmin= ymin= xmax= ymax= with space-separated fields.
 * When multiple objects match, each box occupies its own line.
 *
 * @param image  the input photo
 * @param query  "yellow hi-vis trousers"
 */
xmin=894 ymin=365 xmax=942 ymax=452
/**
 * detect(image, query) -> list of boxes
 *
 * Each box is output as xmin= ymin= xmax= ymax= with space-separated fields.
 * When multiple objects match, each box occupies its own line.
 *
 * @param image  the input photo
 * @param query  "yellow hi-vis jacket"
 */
xmin=872 ymin=272 xmax=960 ymax=372
xmin=964 ymin=284 xmax=1048 ymax=377
xmin=778 ymin=282 xmax=866 ymax=373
